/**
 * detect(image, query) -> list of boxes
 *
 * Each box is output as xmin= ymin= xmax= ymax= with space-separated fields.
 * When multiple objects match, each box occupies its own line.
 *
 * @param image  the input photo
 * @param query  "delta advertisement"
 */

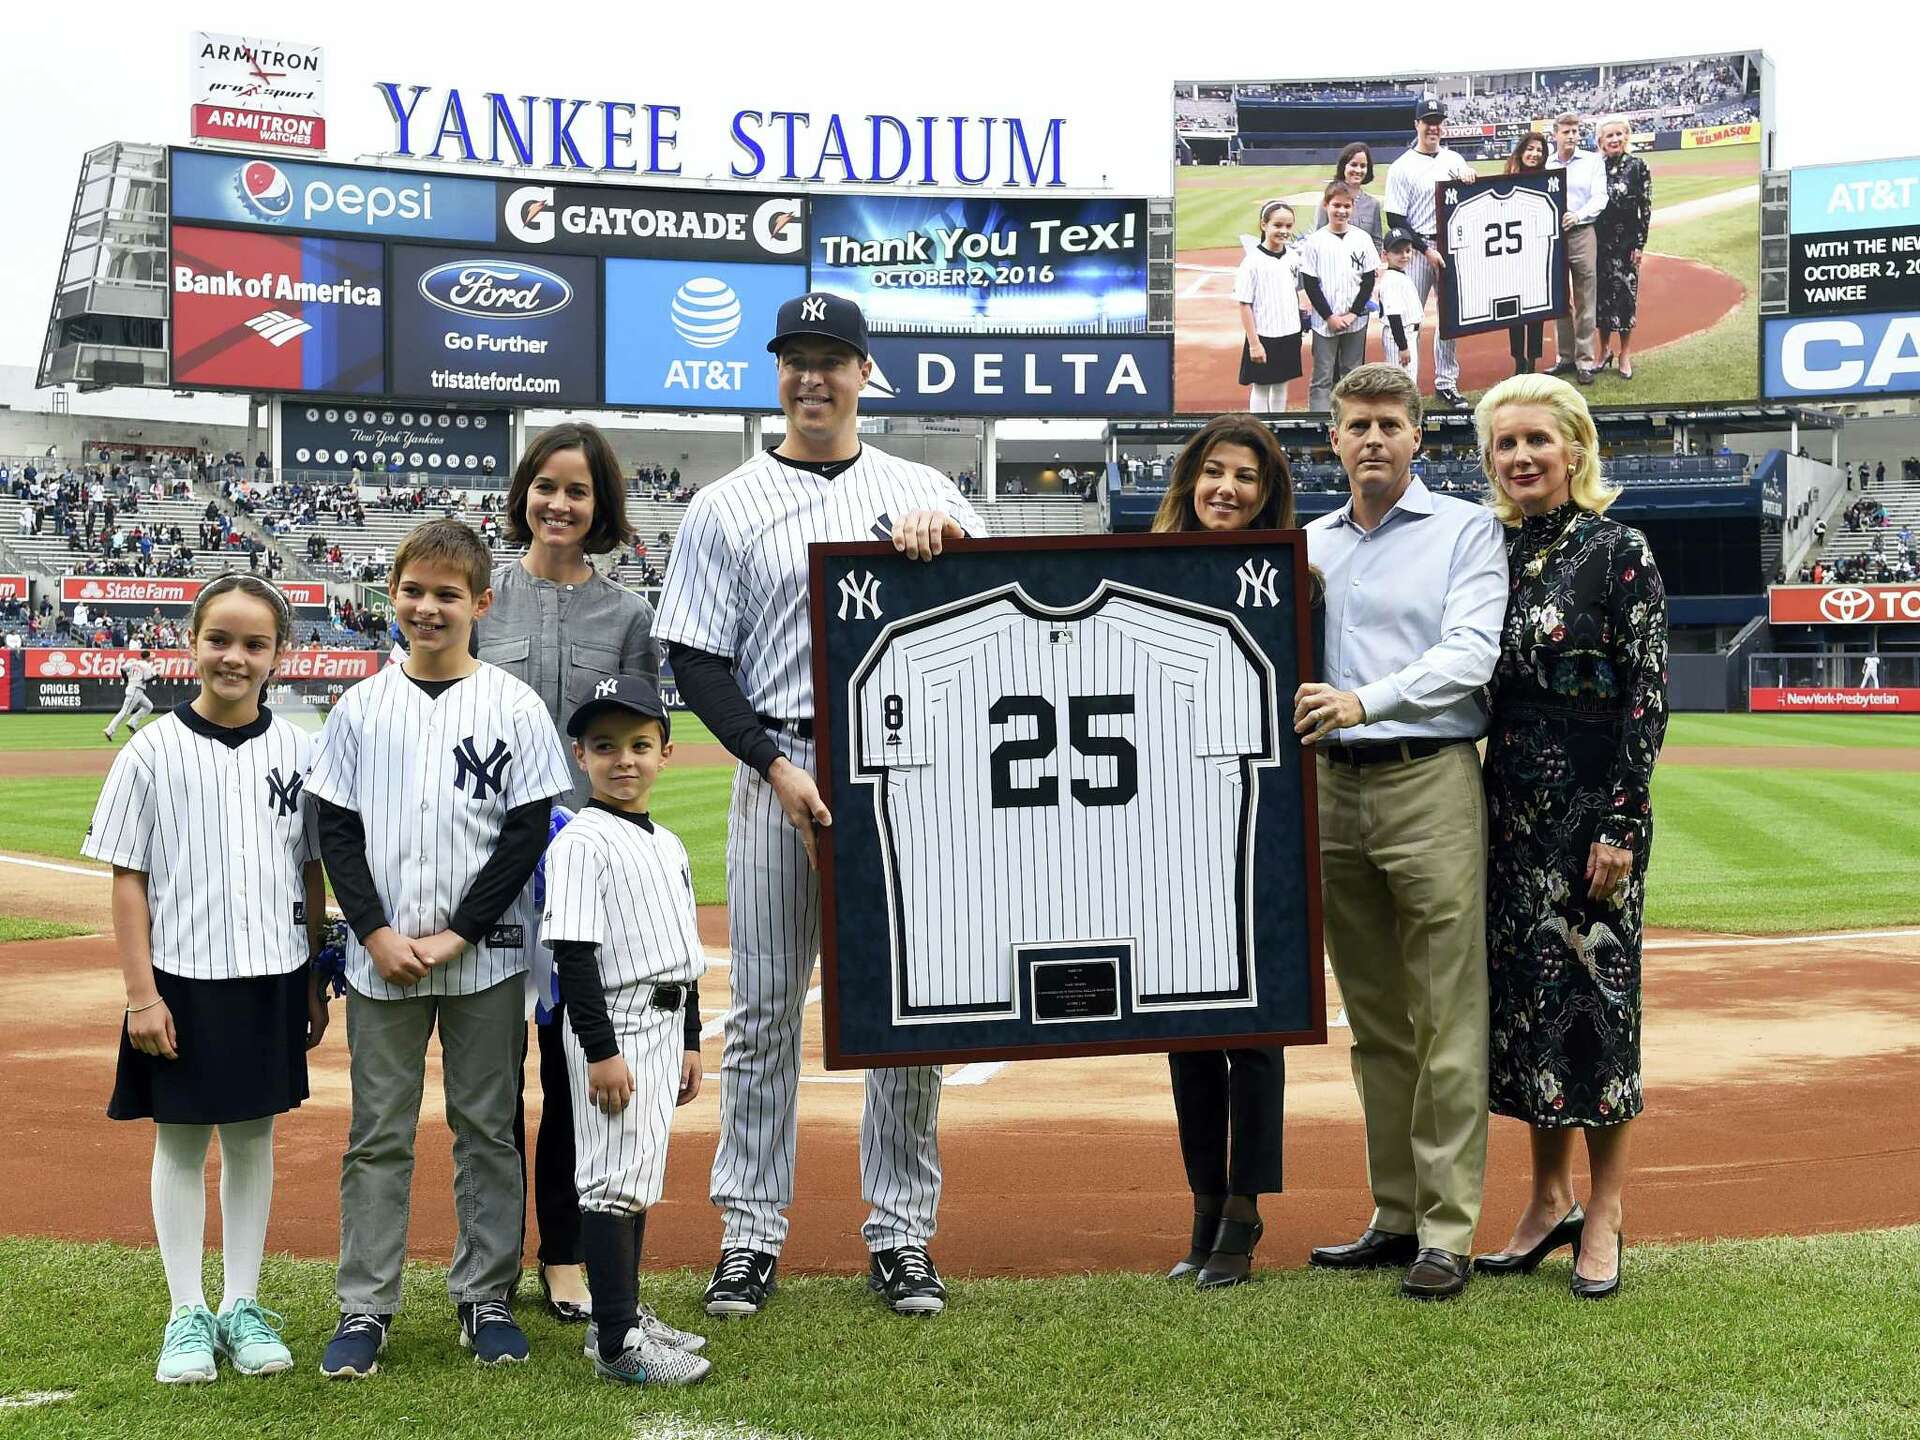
xmin=15 ymin=647 xmax=377 ymax=714
xmin=604 ymin=258 xmax=807 ymax=410
xmin=860 ymin=337 xmax=1173 ymax=417
xmin=281 ymin=403 xmax=510 ymax=475
xmin=808 ymin=195 xmax=1151 ymax=335
xmin=389 ymin=246 xmax=600 ymax=406
xmin=171 ymin=225 xmax=383 ymax=394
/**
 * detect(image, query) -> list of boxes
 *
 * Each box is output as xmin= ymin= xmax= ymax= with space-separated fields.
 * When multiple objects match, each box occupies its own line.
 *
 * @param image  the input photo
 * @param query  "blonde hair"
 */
xmin=1596 ymin=115 xmax=1631 ymax=140
xmin=1473 ymin=374 xmax=1621 ymax=525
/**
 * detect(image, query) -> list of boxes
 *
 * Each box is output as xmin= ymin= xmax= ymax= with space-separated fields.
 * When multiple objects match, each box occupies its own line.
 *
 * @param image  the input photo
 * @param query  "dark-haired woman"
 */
xmin=1505 ymin=133 xmax=1551 ymax=375
xmin=477 ymin=420 xmax=661 ymax=1323
xmin=1153 ymin=413 xmax=1298 ymax=1290
xmin=1315 ymin=143 xmax=1384 ymax=246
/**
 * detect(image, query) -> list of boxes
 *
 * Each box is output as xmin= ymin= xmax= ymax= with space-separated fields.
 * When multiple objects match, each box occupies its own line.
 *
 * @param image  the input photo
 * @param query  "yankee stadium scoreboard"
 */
xmin=164 ymin=147 xmax=1168 ymax=419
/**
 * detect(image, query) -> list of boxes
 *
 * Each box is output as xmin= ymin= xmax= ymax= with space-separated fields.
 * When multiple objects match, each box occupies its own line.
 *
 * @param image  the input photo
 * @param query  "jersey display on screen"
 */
xmin=1437 ymin=173 xmax=1568 ymax=337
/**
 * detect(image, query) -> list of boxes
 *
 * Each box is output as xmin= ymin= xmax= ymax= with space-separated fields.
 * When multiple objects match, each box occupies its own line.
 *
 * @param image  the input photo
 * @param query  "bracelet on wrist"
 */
xmin=126 ymin=997 xmax=163 ymax=1015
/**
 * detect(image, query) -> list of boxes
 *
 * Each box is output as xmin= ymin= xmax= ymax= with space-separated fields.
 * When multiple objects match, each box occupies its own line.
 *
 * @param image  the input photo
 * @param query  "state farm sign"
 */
xmin=1768 ymin=584 xmax=1920 ymax=625
xmin=60 ymin=576 xmax=325 ymax=613
xmin=25 ymin=647 xmax=379 ymax=682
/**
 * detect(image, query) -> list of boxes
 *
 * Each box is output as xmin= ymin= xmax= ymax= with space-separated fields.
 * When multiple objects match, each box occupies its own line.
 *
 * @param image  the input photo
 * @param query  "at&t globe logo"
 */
xmin=1819 ymin=587 xmax=1875 ymax=623
xmin=671 ymin=278 xmax=743 ymax=349
xmin=235 ymin=160 xmax=294 ymax=221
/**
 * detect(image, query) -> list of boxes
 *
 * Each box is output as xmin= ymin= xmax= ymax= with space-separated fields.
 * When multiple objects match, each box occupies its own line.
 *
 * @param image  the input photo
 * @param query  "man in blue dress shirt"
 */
xmin=1293 ymin=362 xmax=1508 ymax=1300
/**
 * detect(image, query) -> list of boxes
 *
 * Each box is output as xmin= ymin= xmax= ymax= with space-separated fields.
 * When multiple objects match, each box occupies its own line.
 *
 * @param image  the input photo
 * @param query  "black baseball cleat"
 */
xmin=1433 ymin=386 xmax=1471 ymax=412
xmin=869 ymin=1245 xmax=947 ymax=1315
xmin=703 ymin=1248 xmax=778 ymax=1317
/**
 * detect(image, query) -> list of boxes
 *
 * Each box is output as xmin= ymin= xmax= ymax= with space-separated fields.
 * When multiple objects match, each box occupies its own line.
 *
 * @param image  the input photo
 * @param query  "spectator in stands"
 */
xmin=1875 ymin=461 xmax=1886 ymax=487
xmin=1504 ymin=133 xmax=1552 ymax=376
xmin=474 ymin=420 xmax=661 ymax=1325
xmin=1474 ymin=372 xmax=1667 ymax=1301
xmin=1316 ymin=144 xmax=1384 ymax=246
xmin=1546 ymin=114 xmax=1608 ymax=385
xmin=1594 ymin=119 xmax=1653 ymax=381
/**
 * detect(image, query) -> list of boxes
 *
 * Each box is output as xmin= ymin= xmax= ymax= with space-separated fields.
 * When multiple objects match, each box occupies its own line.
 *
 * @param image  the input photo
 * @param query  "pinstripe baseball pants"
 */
xmin=565 ymin=1000 xmax=683 ymax=1214
xmin=711 ymin=734 xmax=943 ymax=1254
xmin=1403 ymin=250 xmax=1459 ymax=390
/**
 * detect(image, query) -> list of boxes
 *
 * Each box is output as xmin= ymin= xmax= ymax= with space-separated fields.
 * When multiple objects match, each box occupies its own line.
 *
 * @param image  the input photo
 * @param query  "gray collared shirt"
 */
xmin=1305 ymin=476 xmax=1508 ymax=744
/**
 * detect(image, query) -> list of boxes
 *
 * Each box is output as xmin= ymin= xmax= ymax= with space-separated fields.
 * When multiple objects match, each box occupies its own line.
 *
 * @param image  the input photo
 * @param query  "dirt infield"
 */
xmin=3 ymin=920 xmax=1916 ymax=1276
xmin=1172 ymin=247 xmax=1744 ymax=414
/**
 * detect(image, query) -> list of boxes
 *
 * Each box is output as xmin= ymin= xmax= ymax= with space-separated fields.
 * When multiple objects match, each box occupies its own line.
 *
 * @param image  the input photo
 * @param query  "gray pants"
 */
xmin=105 ymin=689 xmax=152 ymax=738
xmin=1310 ymin=327 xmax=1369 ymax=412
xmin=1556 ymin=223 xmax=1599 ymax=372
xmin=337 ymin=977 xmax=526 ymax=1312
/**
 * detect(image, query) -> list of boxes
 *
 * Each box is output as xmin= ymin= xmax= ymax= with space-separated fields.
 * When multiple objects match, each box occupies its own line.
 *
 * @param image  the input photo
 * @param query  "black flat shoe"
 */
xmin=1401 ymin=1248 xmax=1470 ymax=1300
xmin=1473 ymin=1204 xmax=1585 ymax=1275
xmin=1168 ymin=1212 xmax=1224 ymax=1281
xmin=1571 ymin=1233 xmax=1624 ymax=1300
xmin=1309 ymin=1228 xmax=1419 ymax=1270
xmin=539 ymin=1263 xmax=592 ymax=1324
xmin=1195 ymin=1216 xmax=1264 ymax=1290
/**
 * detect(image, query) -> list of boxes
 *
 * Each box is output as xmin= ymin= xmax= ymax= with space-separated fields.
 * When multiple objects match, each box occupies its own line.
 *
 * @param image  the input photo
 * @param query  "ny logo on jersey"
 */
xmin=800 ymin=295 xmax=827 ymax=322
xmin=264 ymin=766 xmax=303 ymax=818
xmin=869 ymin=512 xmax=894 ymax=541
xmin=837 ymin=571 xmax=883 ymax=621
xmin=594 ymin=677 xmax=619 ymax=698
xmin=453 ymin=736 xmax=513 ymax=802
xmin=1235 ymin=558 xmax=1282 ymax=609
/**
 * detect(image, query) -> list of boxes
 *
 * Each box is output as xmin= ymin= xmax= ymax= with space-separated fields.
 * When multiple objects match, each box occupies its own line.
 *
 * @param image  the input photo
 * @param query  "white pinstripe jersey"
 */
xmin=1377 ymin=267 xmax=1424 ymax=329
xmin=122 ymin=658 xmax=155 ymax=695
xmin=1383 ymin=144 xmax=1477 ymax=236
xmin=306 ymin=661 xmax=573 ymax=998
xmin=541 ymin=806 xmax=705 ymax=1000
xmin=1295 ymin=227 xmax=1381 ymax=337
xmin=81 ymin=707 xmax=317 ymax=979
xmin=1233 ymin=241 xmax=1303 ymax=338
xmin=850 ymin=585 xmax=1279 ymax=1021
xmin=1444 ymin=186 xmax=1559 ymax=323
xmin=652 ymin=445 xmax=988 ymax=721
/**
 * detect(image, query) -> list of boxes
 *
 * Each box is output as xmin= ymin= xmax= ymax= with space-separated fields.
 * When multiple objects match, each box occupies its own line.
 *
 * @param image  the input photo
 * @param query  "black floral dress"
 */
xmin=1596 ymin=153 xmax=1653 ymax=335
xmin=1484 ymin=502 xmax=1668 ymax=1128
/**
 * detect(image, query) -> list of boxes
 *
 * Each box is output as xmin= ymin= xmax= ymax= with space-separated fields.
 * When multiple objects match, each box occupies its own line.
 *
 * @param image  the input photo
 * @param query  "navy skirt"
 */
xmin=108 ymin=963 xmax=313 ymax=1125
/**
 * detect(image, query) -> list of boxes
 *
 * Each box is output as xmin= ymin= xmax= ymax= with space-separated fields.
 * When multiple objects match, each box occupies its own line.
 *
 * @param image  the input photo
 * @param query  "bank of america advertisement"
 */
xmin=170 ymin=225 xmax=383 ymax=393
xmin=604 ymin=258 xmax=807 ymax=410
xmin=809 ymin=195 xmax=1150 ymax=335
xmin=389 ymin=246 xmax=599 ymax=406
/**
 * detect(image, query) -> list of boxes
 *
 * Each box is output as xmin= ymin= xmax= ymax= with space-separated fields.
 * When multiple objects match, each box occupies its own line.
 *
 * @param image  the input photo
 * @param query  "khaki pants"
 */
xmin=1317 ymin=744 xmax=1488 ymax=1255
xmin=1556 ymin=223 xmax=1599 ymax=372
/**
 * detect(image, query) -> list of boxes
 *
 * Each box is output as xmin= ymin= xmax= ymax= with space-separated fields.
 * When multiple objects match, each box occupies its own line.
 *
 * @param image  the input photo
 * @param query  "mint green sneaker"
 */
xmin=156 ymin=1305 xmax=218 ymax=1384
xmin=216 ymin=1300 xmax=293 ymax=1376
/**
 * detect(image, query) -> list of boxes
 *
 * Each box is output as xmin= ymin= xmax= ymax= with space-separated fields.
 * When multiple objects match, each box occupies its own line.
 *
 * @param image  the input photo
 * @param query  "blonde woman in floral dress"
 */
xmin=1468 ymin=375 xmax=1667 ymax=1300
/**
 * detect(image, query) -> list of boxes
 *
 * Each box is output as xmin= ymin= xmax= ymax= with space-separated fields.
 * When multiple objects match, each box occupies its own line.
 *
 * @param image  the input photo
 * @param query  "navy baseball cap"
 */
xmin=767 ymin=292 xmax=869 ymax=358
xmin=566 ymin=674 xmax=671 ymax=741
xmin=1414 ymin=93 xmax=1447 ymax=122
xmin=1383 ymin=225 xmax=1421 ymax=251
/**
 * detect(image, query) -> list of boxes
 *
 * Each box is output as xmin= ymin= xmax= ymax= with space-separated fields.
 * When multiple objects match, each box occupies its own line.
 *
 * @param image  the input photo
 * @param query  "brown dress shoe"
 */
xmin=1309 ymin=1229 xmax=1419 ymax=1270
xmin=1401 ymin=1248 xmax=1470 ymax=1300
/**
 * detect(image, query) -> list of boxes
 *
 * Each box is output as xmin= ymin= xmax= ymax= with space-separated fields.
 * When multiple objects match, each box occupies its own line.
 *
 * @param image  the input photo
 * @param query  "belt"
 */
xmin=756 ymin=713 xmax=814 ymax=741
xmin=637 ymin=980 xmax=690 ymax=1013
xmin=1322 ymin=737 xmax=1466 ymax=768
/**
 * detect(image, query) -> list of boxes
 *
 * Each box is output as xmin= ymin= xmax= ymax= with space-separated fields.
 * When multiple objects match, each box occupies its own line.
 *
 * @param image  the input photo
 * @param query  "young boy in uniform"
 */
xmin=1377 ymin=226 xmax=1426 ymax=384
xmin=307 ymin=519 xmax=572 ymax=1377
xmin=543 ymin=675 xmax=712 ymax=1385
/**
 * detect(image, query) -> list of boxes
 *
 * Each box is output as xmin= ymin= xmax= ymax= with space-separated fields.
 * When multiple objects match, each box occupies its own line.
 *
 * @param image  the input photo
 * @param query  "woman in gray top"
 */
xmin=1314 ymin=143 xmax=1384 ymax=246
xmin=476 ymin=419 xmax=658 ymax=1323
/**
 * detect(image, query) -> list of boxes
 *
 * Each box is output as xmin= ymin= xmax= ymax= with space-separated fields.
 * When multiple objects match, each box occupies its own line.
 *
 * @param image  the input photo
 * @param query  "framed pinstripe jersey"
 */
xmin=811 ymin=533 xmax=1327 ymax=1068
xmin=1435 ymin=173 xmax=1569 ymax=339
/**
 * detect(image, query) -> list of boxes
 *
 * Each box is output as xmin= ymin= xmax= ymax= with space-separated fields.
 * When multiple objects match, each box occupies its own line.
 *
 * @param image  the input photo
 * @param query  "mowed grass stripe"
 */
xmin=1664 ymin=714 xmax=1920 ymax=749
xmin=0 ymin=1231 xmax=1914 ymax=1440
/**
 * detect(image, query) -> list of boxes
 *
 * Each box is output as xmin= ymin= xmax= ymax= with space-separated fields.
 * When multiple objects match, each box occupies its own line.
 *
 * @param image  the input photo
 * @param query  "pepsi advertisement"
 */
xmin=390 ymin=246 xmax=599 ymax=407
xmin=810 ymin=195 xmax=1150 ymax=335
xmin=170 ymin=147 xmax=496 ymax=241
xmin=860 ymin=337 xmax=1172 ymax=418
xmin=604 ymin=258 xmax=807 ymax=411
xmin=171 ymin=226 xmax=384 ymax=395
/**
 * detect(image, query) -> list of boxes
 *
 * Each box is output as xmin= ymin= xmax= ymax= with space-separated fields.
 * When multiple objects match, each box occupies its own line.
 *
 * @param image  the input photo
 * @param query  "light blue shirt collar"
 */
xmin=1330 ymin=473 xmax=1436 ymax=532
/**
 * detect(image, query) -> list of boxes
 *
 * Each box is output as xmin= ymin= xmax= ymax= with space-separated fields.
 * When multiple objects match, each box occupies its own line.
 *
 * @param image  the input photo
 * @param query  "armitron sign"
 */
xmin=1768 ymin=584 xmax=1920 ymax=625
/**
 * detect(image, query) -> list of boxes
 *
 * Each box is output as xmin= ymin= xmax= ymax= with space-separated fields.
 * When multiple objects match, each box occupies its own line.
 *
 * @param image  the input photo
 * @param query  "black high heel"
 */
xmin=538 ymin=1263 xmax=592 ymax=1324
xmin=1194 ymin=1216 xmax=1264 ymax=1290
xmin=1472 ymin=1204 xmax=1585 ymax=1275
xmin=1571 ymin=1232 xmax=1624 ymax=1300
xmin=1168 ymin=1212 xmax=1223 ymax=1281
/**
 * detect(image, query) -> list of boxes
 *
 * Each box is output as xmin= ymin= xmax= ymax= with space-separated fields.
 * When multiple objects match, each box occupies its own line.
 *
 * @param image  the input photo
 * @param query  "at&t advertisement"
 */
xmin=390 ymin=246 xmax=599 ymax=406
xmin=603 ymin=258 xmax=807 ymax=410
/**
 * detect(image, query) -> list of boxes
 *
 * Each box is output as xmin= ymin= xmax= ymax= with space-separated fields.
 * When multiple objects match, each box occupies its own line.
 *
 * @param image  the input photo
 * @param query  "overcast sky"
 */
xmin=4 ymin=2 xmax=1909 ymax=373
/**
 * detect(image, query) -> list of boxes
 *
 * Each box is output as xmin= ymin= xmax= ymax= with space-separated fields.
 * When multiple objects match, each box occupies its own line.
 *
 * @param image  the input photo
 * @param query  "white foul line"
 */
xmin=0 ymin=853 xmax=110 ymax=879
xmin=1646 ymin=928 xmax=1920 ymax=950
xmin=0 ymin=1391 xmax=75 ymax=1410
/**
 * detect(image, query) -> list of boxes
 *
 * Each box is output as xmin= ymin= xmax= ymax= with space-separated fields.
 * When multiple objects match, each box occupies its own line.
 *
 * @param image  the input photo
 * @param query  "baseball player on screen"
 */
xmin=1383 ymin=94 xmax=1478 ymax=411
xmin=653 ymin=292 xmax=987 ymax=1319
xmin=105 ymin=648 xmax=158 ymax=742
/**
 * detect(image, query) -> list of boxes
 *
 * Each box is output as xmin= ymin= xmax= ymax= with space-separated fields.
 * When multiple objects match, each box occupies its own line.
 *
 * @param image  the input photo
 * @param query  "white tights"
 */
xmin=1247 ymin=383 xmax=1291 ymax=414
xmin=151 ymin=1118 xmax=275 ymax=1312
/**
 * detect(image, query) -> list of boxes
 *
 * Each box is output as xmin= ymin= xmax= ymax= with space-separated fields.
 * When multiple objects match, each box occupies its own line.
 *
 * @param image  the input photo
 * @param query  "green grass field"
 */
xmin=0 ymin=915 xmax=90 ymax=943
xmin=2 ymin=1232 xmax=1915 ymax=1439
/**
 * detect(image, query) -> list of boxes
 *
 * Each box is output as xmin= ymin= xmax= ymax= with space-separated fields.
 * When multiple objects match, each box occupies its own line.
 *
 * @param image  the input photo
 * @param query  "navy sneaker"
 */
xmin=456 ymin=1300 xmax=529 ymax=1365
xmin=319 ymin=1312 xmax=390 ymax=1379
xmin=703 ymin=1248 xmax=778 ymax=1317
xmin=868 ymin=1245 xmax=947 ymax=1315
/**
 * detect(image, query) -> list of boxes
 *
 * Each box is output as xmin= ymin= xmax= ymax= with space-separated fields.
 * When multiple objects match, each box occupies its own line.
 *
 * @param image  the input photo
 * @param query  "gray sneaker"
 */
xmin=586 ymin=1306 xmax=706 ymax=1356
xmin=590 ymin=1328 xmax=712 ymax=1387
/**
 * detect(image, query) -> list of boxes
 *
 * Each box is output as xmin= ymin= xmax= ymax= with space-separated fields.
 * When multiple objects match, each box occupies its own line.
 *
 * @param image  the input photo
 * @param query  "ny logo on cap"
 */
xmin=1235 ymin=558 xmax=1281 ymax=609
xmin=837 ymin=570 xmax=882 ymax=621
xmin=594 ymin=677 xmax=619 ymax=698
xmin=800 ymin=295 xmax=827 ymax=323
xmin=453 ymin=736 xmax=514 ymax=802
xmin=265 ymin=766 xmax=303 ymax=819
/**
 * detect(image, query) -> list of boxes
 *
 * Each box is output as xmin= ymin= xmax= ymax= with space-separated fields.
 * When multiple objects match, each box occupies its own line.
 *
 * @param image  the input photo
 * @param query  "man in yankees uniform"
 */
xmin=654 ymin=292 xmax=986 ymax=1317
xmin=105 ymin=647 xmax=157 ymax=741
xmin=1383 ymin=94 xmax=1478 ymax=411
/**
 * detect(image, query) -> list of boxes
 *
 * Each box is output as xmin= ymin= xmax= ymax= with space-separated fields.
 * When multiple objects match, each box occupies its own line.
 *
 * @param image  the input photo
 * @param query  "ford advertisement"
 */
xmin=389 ymin=246 xmax=599 ymax=406
xmin=603 ymin=257 xmax=806 ymax=411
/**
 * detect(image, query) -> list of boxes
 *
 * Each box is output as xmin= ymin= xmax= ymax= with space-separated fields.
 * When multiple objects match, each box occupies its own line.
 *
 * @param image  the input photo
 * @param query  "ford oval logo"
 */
xmin=418 ymin=260 xmax=572 ymax=320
